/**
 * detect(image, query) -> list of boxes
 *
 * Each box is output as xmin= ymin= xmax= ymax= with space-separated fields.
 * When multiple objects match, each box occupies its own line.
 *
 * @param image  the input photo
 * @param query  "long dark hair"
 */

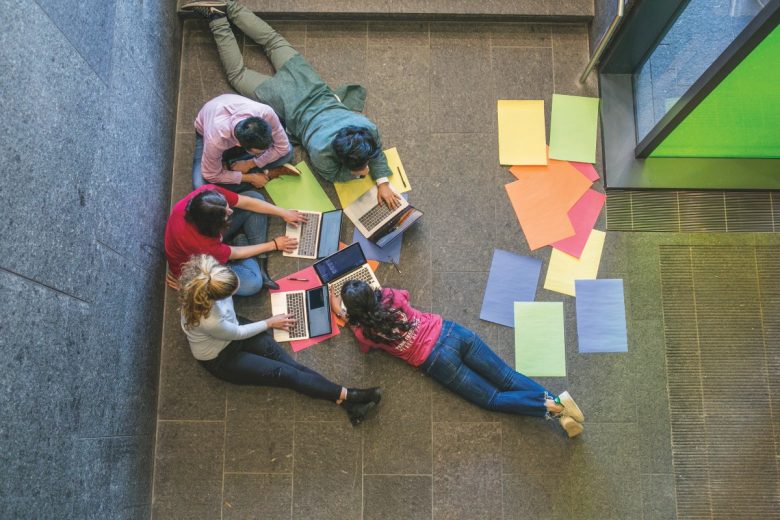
xmin=341 ymin=280 xmax=412 ymax=345
xmin=185 ymin=189 xmax=230 ymax=237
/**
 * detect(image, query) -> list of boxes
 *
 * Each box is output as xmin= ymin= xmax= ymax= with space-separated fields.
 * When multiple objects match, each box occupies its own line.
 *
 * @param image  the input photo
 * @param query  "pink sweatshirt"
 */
xmin=352 ymin=288 xmax=443 ymax=367
xmin=194 ymin=94 xmax=290 ymax=184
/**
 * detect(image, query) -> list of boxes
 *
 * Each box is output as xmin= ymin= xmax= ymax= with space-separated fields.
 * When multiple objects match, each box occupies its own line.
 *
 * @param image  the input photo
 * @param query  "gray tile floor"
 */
xmin=153 ymin=19 xmax=780 ymax=520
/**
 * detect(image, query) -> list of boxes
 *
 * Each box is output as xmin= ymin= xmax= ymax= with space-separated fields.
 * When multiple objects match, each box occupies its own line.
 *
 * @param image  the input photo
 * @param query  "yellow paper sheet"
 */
xmin=544 ymin=230 xmax=606 ymax=296
xmin=334 ymin=147 xmax=411 ymax=207
xmin=497 ymin=100 xmax=547 ymax=166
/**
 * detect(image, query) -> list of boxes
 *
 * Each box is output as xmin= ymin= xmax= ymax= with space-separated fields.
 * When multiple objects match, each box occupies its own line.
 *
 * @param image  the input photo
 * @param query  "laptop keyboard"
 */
xmin=285 ymin=292 xmax=308 ymax=339
xmin=296 ymin=212 xmax=320 ymax=257
xmin=358 ymin=203 xmax=394 ymax=231
xmin=330 ymin=266 xmax=376 ymax=296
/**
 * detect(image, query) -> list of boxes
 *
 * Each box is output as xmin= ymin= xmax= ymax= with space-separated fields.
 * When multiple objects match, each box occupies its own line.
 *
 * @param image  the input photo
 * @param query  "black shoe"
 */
xmin=260 ymin=268 xmax=280 ymax=290
xmin=183 ymin=4 xmax=226 ymax=21
xmin=346 ymin=387 xmax=382 ymax=404
xmin=342 ymin=400 xmax=377 ymax=426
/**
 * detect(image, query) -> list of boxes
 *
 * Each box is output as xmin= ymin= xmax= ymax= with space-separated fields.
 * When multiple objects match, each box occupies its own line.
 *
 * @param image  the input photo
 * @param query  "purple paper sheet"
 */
xmin=352 ymin=228 xmax=402 ymax=264
xmin=479 ymin=250 xmax=543 ymax=327
xmin=575 ymin=279 xmax=628 ymax=353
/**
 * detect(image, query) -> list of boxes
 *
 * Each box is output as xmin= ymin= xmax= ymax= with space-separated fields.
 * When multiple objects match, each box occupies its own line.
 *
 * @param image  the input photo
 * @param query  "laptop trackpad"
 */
xmin=307 ymin=286 xmax=332 ymax=337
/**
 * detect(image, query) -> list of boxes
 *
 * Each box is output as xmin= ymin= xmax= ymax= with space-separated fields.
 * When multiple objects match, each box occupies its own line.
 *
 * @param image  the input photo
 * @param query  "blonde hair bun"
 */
xmin=178 ymin=255 xmax=239 ymax=328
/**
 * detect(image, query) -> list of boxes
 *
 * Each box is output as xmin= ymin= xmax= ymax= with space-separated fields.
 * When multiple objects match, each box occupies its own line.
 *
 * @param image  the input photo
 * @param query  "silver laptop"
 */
xmin=343 ymin=185 xmax=423 ymax=247
xmin=313 ymin=243 xmax=381 ymax=297
xmin=284 ymin=209 xmax=342 ymax=259
xmin=270 ymin=285 xmax=332 ymax=342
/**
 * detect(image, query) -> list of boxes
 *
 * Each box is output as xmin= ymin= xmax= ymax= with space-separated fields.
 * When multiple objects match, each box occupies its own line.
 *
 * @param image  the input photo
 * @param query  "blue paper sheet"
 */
xmin=479 ymin=250 xmax=543 ymax=327
xmin=575 ymin=279 xmax=628 ymax=353
xmin=352 ymin=228 xmax=402 ymax=264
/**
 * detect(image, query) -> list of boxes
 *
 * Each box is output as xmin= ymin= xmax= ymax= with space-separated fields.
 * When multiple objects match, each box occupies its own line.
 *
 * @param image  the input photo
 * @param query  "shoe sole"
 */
xmin=558 ymin=391 xmax=585 ymax=423
xmin=559 ymin=416 xmax=584 ymax=438
xmin=348 ymin=401 xmax=376 ymax=426
xmin=181 ymin=1 xmax=227 ymax=10
xmin=282 ymin=163 xmax=301 ymax=175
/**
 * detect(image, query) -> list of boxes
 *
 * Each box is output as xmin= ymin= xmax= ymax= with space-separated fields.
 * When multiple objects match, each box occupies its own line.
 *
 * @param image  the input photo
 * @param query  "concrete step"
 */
xmin=177 ymin=0 xmax=593 ymax=21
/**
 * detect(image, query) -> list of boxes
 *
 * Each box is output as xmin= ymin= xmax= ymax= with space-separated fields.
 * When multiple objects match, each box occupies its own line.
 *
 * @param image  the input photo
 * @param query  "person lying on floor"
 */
xmin=182 ymin=0 xmax=402 ymax=209
xmin=178 ymin=254 xmax=382 ymax=425
xmin=165 ymin=184 xmax=305 ymax=295
xmin=193 ymin=93 xmax=300 ymax=193
xmin=331 ymin=280 xmax=585 ymax=437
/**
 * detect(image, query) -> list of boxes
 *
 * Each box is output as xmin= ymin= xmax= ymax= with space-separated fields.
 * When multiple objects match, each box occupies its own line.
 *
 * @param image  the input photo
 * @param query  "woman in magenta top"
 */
xmin=331 ymin=280 xmax=586 ymax=438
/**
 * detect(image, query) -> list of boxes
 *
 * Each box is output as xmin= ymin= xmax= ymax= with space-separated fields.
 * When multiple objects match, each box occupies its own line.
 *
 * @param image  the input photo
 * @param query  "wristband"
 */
xmin=272 ymin=238 xmax=279 ymax=250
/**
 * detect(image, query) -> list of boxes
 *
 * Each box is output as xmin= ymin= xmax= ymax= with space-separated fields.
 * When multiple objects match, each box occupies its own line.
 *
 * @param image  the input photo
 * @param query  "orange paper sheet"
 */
xmin=505 ymin=159 xmax=592 ymax=250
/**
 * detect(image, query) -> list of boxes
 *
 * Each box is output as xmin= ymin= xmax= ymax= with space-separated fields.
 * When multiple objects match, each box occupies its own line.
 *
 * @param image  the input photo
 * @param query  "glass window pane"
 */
xmin=633 ymin=0 xmax=768 ymax=142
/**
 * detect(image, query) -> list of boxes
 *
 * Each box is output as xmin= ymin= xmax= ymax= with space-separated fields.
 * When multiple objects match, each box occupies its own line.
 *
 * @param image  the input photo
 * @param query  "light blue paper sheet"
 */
xmin=575 ymin=279 xmax=628 ymax=353
xmin=479 ymin=250 xmax=543 ymax=327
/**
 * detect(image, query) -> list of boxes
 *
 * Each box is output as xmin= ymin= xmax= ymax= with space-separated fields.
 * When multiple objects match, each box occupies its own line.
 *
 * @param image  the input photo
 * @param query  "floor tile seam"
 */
xmin=157 ymin=419 xmax=226 ymax=423
xmin=32 ymin=1 xmax=113 ymax=89
xmin=114 ymin=37 xmax=178 ymax=113
xmin=95 ymin=239 xmax=157 ymax=275
xmin=362 ymin=473 xmax=434 ymax=477
xmin=365 ymin=43 xmax=431 ymax=49
xmin=76 ymin=434 xmax=151 ymax=441
xmin=0 ymin=266 xmax=90 ymax=306
xmin=430 ymin=420 xmax=501 ymax=424
xmin=490 ymin=45 xmax=553 ymax=49
xmin=752 ymin=247 xmax=780 ymax=487
xmin=224 ymin=471 xmax=294 ymax=475
xmin=220 ymin=394 xmax=227 ymax=520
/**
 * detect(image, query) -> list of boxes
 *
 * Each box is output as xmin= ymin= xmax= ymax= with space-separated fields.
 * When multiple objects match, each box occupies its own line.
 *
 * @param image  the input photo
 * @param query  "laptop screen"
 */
xmin=314 ymin=243 xmax=367 ymax=284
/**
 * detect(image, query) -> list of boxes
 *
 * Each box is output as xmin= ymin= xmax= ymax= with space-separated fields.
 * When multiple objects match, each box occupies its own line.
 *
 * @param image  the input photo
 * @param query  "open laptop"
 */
xmin=270 ymin=285 xmax=332 ymax=342
xmin=313 ymin=243 xmax=381 ymax=297
xmin=343 ymin=184 xmax=423 ymax=247
xmin=284 ymin=209 xmax=342 ymax=259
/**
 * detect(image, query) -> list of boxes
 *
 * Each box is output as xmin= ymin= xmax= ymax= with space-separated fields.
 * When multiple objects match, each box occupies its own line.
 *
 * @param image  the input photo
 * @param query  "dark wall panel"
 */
xmin=0 ymin=0 xmax=181 ymax=516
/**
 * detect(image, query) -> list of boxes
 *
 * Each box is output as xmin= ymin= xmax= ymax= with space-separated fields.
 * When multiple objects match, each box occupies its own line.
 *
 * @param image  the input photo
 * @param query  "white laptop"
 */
xmin=313 ymin=243 xmax=381 ymax=297
xmin=284 ymin=209 xmax=342 ymax=259
xmin=343 ymin=184 xmax=423 ymax=247
xmin=270 ymin=285 xmax=332 ymax=342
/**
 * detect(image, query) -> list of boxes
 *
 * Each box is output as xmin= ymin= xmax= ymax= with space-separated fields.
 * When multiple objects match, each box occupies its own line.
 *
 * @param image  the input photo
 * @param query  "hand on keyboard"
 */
xmin=282 ymin=209 xmax=307 ymax=227
xmin=273 ymin=235 xmax=299 ymax=253
xmin=377 ymin=183 xmax=402 ymax=209
xmin=266 ymin=313 xmax=297 ymax=331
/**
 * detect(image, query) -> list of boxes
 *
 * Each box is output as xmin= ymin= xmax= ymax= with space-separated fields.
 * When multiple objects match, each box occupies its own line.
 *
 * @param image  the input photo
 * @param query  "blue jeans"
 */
xmin=200 ymin=319 xmax=342 ymax=400
xmin=223 ymin=191 xmax=268 ymax=296
xmin=191 ymin=132 xmax=294 ymax=191
xmin=420 ymin=321 xmax=550 ymax=417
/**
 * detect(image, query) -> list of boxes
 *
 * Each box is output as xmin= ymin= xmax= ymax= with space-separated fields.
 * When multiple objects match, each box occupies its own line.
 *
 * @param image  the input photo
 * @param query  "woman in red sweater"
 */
xmin=331 ymin=280 xmax=585 ymax=437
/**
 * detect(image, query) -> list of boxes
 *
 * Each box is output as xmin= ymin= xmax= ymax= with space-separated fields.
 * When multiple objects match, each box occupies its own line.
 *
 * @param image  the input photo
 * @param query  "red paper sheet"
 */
xmin=271 ymin=246 xmax=381 ymax=351
xmin=551 ymin=189 xmax=606 ymax=258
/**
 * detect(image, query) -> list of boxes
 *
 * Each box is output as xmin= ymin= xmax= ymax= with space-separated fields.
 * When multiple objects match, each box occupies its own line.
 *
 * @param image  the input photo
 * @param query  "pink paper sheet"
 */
xmin=551 ymin=189 xmax=606 ymax=258
xmin=569 ymin=161 xmax=600 ymax=182
xmin=271 ymin=266 xmax=340 ymax=352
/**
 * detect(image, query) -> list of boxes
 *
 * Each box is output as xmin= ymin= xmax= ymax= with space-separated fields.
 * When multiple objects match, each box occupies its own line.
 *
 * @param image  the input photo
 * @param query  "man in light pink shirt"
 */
xmin=193 ymin=93 xmax=295 ymax=192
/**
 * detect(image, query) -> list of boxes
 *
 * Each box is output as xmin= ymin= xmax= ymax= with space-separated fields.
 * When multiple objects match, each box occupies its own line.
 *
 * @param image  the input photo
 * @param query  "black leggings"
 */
xmin=200 ymin=326 xmax=342 ymax=401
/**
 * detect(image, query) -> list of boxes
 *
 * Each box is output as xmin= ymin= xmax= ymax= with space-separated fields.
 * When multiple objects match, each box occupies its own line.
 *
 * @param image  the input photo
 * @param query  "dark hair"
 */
xmin=234 ymin=117 xmax=272 ymax=151
xmin=332 ymin=126 xmax=380 ymax=170
xmin=341 ymin=280 xmax=412 ymax=345
xmin=184 ymin=190 xmax=230 ymax=237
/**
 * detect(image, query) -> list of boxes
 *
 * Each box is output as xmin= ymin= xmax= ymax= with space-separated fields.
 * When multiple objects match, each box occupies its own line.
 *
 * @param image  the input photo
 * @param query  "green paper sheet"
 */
xmin=513 ymin=302 xmax=566 ymax=377
xmin=264 ymin=161 xmax=336 ymax=212
xmin=548 ymin=94 xmax=600 ymax=164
